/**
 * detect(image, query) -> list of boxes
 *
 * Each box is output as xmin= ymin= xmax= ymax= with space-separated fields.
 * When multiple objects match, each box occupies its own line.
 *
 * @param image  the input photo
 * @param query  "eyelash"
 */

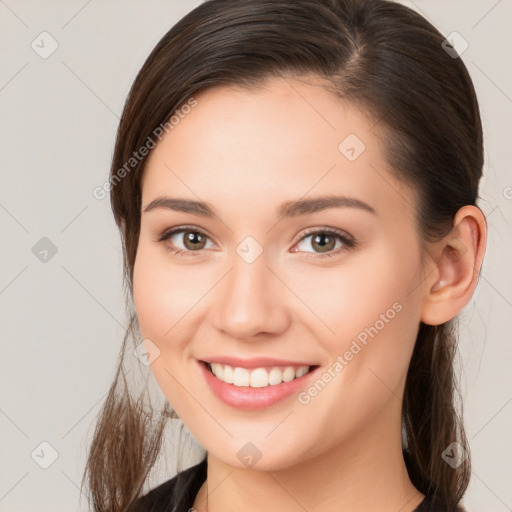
xmin=155 ymin=225 xmax=357 ymax=260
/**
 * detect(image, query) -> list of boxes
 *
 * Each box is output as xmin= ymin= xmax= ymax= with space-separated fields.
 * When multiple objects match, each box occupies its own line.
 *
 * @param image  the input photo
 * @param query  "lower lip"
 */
xmin=198 ymin=360 xmax=320 ymax=410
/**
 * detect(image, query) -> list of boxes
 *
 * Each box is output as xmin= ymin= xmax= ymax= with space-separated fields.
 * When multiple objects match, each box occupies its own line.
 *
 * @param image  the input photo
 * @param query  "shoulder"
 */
xmin=127 ymin=457 xmax=207 ymax=512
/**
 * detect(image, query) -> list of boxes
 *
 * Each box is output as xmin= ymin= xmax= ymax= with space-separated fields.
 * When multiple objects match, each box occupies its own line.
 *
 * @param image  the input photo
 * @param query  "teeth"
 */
xmin=268 ymin=367 xmax=283 ymax=385
xmin=223 ymin=364 xmax=234 ymax=384
xmin=282 ymin=367 xmax=296 ymax=383
xmin=233 ymin=367 xmax=249 ymax=386
xmin=209 ymin=363 xmax=311 ymax=387
xmin=250 ymin=368 xmax=267 ymax=387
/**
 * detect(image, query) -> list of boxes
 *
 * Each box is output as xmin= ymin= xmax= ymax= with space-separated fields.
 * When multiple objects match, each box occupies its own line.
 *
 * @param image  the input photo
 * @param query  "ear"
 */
xmin=421 ymin=205 xmax=487 ymax=326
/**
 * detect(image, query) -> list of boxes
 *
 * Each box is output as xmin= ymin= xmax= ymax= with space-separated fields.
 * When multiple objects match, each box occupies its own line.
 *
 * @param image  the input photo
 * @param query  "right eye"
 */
xmin=156 ymin=226 xmax=216 ymax=257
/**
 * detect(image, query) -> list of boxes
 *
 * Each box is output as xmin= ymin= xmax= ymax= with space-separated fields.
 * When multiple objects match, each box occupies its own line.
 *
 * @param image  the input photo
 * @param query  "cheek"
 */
xmin=297 ymin=245 xmax=421 ymax=344
xmin=300 ymin=244 xmax=423 ymax=394
xmin=133 ymin=244 xmax=204 ymax=342
xmin=291 ymin=256 xmax=422 ymax=440
xmin=132 ymin=246 xmax=204 ymax=412
xmin=133 ymin=250 xmax=167 ymax=340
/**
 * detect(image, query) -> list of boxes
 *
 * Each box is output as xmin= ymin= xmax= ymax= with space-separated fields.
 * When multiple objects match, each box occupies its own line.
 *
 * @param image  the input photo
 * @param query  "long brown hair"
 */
xmin=81 ymin=0 xmax=483 ymax=510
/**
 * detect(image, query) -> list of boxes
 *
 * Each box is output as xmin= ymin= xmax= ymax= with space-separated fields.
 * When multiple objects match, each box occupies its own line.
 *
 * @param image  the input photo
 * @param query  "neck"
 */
xmin=193 ymin=400 xmax=424 ymax=512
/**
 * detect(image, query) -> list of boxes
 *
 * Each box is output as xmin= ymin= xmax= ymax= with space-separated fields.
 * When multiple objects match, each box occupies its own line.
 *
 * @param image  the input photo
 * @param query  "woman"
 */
xmin=82 ymin=0 xmax=487 ymax=511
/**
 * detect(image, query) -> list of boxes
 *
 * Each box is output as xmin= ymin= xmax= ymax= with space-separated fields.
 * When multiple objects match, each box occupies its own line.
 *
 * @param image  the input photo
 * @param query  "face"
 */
xmin=133 ymin=76 xmax=427 ymax=471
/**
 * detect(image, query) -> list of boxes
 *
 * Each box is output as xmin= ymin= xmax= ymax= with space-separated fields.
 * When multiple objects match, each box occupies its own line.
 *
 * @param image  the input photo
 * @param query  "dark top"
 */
xmin=127 ymin=456 xmax=450 ymax=512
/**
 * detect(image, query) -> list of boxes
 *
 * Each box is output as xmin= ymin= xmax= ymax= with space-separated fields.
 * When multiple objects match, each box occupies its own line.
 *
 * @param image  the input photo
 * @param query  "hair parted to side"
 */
xmin=81 ymin=0 xmax=483 ymax=511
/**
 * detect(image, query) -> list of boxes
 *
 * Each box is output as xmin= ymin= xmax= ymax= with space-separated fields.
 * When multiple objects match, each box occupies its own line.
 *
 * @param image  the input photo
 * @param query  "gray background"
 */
xmin=0 ymin=1 xmax=511 ymax=510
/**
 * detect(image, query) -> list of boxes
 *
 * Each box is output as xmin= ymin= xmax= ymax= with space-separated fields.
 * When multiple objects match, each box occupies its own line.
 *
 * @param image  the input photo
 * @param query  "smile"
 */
xmin=208 ymin=362 xmax=314 ymax=387
xmin=198 ymin=360 xmax=321 ymax=410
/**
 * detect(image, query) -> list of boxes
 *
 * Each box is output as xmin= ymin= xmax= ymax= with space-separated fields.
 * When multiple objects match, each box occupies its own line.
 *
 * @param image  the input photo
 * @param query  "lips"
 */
xmin=198 ymin=359 xmax=321 ymax=410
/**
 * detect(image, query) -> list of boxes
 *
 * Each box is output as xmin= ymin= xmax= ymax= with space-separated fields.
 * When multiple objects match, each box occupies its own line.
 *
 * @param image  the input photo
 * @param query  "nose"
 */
xmin=211 ymin=247 xmax=290 ymax=340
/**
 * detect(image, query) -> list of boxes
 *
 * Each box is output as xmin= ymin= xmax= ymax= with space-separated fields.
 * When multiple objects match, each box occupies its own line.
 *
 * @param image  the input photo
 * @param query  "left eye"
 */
xmin=291 ymin=229 xmax=355 ymax=258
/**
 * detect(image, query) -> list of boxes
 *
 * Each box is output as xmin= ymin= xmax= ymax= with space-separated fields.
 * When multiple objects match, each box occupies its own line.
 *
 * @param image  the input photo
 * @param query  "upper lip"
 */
xmin=200 ymin=356 xmax=318 ymax=369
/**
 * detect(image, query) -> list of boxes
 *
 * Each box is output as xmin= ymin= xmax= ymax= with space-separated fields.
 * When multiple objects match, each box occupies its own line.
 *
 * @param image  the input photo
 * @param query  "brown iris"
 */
xmin=310 ymin=232 xmax=336 ymax=253
xmin=183 ymin=230 xmax=207 ymax=250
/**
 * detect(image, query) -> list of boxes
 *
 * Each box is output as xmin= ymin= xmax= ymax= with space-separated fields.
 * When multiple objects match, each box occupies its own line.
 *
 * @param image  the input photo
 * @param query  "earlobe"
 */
xmin=421 ymin=205 xmax=487 ymax=326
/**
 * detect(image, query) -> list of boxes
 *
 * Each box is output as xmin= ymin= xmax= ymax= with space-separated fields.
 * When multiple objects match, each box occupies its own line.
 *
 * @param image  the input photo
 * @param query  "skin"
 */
xmin=132 ymin=75 xmax=486 ymax=512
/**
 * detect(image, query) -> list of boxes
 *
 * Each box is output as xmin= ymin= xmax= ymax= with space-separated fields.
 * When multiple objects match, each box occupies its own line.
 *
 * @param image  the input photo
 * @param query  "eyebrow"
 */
xmin=142 ymin=194 xmax=376 ymax=220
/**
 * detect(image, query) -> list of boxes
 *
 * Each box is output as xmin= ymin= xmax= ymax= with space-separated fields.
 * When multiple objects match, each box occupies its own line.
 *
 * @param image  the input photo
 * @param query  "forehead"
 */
xmin=141 ymin=76 xmax=414 ymax=222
